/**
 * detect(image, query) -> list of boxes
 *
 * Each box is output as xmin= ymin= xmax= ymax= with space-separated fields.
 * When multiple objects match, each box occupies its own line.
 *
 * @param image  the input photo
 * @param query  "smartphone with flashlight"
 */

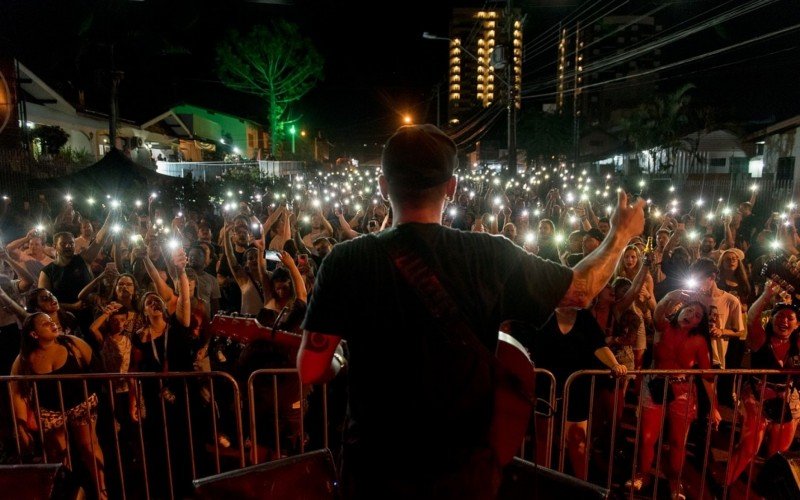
xmin=264 ymin=250 xmax=282 ymax=262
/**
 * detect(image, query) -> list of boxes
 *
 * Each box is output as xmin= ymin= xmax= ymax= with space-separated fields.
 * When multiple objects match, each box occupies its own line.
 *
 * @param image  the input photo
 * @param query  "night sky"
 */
xmin=1 ymin=0 xmax=798 ymax=155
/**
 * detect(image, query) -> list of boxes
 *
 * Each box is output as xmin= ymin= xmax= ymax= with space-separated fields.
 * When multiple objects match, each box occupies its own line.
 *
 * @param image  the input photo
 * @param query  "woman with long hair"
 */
xmin=614 ymin=245 xmax=656 ymax=323
xmin=725 ymin=284 xmax=800 ymax=485
xmin=10 ymin=312 xmax=107 ymax=499
xmin=127 ymin=249 xmax=193 ymax=498
xmin=716 ymin=248 xmax=752 ymax=306
xmin=628 ymin=298 xmax=721 ymax=498
xmin=222 ymin=225 xmax=264 ymax=316
xmin=23 ymin=288 xmax=81 ymax=337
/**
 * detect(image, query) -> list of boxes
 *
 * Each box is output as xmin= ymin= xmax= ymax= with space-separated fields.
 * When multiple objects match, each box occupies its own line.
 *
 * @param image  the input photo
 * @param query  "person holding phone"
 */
xmin=257 ymin=249 xmax=307 ymax=332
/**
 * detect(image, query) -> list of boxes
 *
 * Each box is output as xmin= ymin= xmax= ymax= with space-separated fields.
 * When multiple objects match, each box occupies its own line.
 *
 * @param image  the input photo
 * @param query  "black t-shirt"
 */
xmin=303 ymin=223 xmax=573 ymax=472
xmin=41 ymin=256 xmax=93 ymax=303
xmin=528 ymin=308 xmax=607 ymax=391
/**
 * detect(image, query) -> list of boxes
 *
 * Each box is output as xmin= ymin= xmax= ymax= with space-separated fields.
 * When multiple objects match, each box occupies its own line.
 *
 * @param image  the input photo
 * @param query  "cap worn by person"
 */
xmin=382 ymin=124 xmax=458 ymax=190
xmin=720 ymin=248 xmax=745 ymax=263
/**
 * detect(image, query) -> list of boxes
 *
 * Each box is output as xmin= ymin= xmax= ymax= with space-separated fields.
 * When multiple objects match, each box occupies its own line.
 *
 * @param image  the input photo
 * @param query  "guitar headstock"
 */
xmin=761 ymin=253 xmax=800 ymax=297
xmin=209 ymin=312 xmax=301 ymax=348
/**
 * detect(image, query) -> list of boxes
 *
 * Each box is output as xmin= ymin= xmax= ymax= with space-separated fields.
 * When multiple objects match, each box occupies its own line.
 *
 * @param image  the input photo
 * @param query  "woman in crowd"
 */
xmin=614 ymin=245 xmax=657 ymax=327
xmin=629 ymin=298 xmax=721 ymax=498
xmin=716 ymin=248 xmax=752 ymax=307
xmin=222 ymin=225 xmax=263 ymax=316
xmin=257 ymin=250 xmax=307 ymax=332
xmin=20 ymin=288 xmax=82 ymax=337
xmin=725 ymin=283 xmax=800 ymax=486
xmin=128 ymin=249 xmax=193 ymax=497
xmin=529 ymin=307 xmax=627 ymax=480
xmin=10 ymin=312 xmax=107 ymax=499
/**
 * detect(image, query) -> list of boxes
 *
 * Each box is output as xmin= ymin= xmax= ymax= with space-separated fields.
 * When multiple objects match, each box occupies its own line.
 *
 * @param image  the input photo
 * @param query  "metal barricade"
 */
xmin=1 ymin=371 xmax=245 ymax=500
xmin=559 ymin=368 xmax=800 ymax=499
xmin=247 ymin=368 xmax=329 ymax=464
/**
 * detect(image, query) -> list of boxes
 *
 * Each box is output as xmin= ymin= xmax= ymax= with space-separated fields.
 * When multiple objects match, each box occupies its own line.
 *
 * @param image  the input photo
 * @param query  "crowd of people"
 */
xmin=0 ymin=123 xmax=798 ymax=498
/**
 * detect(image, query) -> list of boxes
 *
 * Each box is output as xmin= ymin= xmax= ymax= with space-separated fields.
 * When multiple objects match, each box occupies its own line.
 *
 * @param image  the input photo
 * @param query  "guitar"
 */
xmin=208 ymin=313 xmax=302 ymax=349
xmin=490 ymin=325 xmax=537 ymax=466
xmin=761 ymin=253 xmax=800 ymax=301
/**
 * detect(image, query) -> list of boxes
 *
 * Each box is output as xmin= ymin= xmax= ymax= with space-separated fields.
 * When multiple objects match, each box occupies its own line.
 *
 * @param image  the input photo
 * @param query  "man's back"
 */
xmin=303 ymin=223 xmax=571 ymax=476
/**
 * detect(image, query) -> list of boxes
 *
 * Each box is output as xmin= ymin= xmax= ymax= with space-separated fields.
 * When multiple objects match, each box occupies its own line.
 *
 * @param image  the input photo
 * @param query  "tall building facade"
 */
xmin=447 ymin=7 xmax=522 ymax=127
xmin=557 ymin=16 xmax=662 ymax=128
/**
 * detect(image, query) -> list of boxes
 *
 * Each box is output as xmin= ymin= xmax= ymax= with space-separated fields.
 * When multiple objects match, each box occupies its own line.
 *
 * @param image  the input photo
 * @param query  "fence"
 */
xmin=154 ymin=160 xmax=306 ymax=181
xmin=561 ymin=368 xmax=800 ymax=500
xmin=3 ymin=367 xmax=799 ymax=499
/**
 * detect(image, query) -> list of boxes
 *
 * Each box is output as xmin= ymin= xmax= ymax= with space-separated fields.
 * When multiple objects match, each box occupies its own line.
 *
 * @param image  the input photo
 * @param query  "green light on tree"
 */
xmin=216 ymin=21 xmax=323 ymax=157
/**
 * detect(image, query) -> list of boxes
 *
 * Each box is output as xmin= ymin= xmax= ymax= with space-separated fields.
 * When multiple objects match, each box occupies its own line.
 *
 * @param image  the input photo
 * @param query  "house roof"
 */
xmin=15 ymin=61 xmax=75 ymax=116
xmin=743 ymin=115 xmax=800 ymax=142
xmin=141 ymin=110 xmax=193 ymax=139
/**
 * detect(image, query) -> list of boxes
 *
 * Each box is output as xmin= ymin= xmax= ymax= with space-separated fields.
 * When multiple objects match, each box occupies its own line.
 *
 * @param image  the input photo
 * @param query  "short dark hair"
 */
xmin=382 ymin=124 xmax=457 ymax=190
xmin=53 ymin=231 xmax=73 ymax=245
xmin=689 ymin=257 xmax=719 ymax=278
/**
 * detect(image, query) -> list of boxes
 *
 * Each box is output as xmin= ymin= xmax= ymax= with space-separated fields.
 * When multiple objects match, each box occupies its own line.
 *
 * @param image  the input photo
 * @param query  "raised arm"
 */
xmin=337 ymin=212 xmax=360 ymax=240
xmin=77 ymin=268 xmax=110 ymax=302
xmin=222 ymin=225 xmax=251 ymax=288
xmin=614 ymin=260 xmax=650 ymax=314
xmin=279 ymin=251 xmax=307 ymax=303
xmin=5 ymin=230 xmax=35 ymax=256
xmin=747 ymin=281 xmax=779 ymax=351
xmin=261 ymin=206 xmax=285 ymax=239
xmin=142 ymin=254 xmax=176 ymax=308
xmin=0 ymin=285 xmax=28 ymax=322
xmin=0 ymin=247 xmax=35 ymax=292
xmin=82 ymin=210 xmax=113 ymax=265
xmin=172 ymin=249 xmax=191 ymax=328
xmin=559 ymin=192 xmax=645 ymax=308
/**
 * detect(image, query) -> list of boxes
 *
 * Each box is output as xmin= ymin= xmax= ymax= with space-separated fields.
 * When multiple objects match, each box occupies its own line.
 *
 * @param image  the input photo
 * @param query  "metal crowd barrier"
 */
xmin=246 ymin=368 xmax=328 ymax=463
xmin=560 ymin=368 xmax=800 ymax=500
xmin=1 ymin=371 xmax=245 ymax=500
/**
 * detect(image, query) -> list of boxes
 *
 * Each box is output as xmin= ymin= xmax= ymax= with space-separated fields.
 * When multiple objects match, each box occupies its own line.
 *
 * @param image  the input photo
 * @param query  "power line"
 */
xmin=520 ymin=22 xmax=800 ymax=100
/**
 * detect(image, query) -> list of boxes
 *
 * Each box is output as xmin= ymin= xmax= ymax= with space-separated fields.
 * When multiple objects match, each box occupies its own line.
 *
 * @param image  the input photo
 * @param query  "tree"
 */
xmin=216 ymin=22 xmax=324 ymax=157
xmin=618 ymin=83 xmax=695 ymax=173
xmin=31 ymin=125 xmax=70 ymax=155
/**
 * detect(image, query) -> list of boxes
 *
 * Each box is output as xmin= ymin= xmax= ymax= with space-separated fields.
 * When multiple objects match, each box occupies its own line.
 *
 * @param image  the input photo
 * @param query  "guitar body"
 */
xmin=490 ymin=331 xmax=536 ymax=466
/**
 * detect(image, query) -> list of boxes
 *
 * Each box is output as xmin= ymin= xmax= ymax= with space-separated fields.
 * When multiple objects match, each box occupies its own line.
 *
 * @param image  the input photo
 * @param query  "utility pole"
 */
xmin=506 ymin=0 xmax=517 ymax=178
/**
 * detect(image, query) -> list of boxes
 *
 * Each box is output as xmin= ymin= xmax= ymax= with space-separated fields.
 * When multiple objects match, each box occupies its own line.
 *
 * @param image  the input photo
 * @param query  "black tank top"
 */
xmin=750 ymin=338 xmax=800 ymax=384
xmin=35 ymin=344 xmax=87 ymax=410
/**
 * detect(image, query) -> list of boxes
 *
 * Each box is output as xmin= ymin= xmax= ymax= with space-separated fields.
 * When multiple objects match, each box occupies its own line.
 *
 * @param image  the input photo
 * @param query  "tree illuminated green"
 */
xmin=216 ymin=21 xmax=323 ymax=156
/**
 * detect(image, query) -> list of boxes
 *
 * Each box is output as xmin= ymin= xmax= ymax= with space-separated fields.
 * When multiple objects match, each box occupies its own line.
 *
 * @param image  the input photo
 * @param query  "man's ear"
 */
xmin=445 ymin=175 xmax=457 ymax=202
xmin=378 ymin=175 xmax=390 ymax=201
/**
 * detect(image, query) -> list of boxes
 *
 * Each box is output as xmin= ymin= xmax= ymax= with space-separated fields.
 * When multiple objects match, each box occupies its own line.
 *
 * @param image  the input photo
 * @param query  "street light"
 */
xmin=423 ymin=31 xmax=517 ymax=177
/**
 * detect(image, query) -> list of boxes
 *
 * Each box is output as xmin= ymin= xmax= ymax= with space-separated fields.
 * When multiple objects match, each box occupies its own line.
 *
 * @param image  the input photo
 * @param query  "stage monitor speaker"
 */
xmin=499 ymin=458 xmax=609 ymax=500
xmin=0 ymin=463 xmax=67 ymax=499
xmin=193 ymin=448 xmax=339 ymax=500
xmin=757 ymin=451 xmax=800 ymax=500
